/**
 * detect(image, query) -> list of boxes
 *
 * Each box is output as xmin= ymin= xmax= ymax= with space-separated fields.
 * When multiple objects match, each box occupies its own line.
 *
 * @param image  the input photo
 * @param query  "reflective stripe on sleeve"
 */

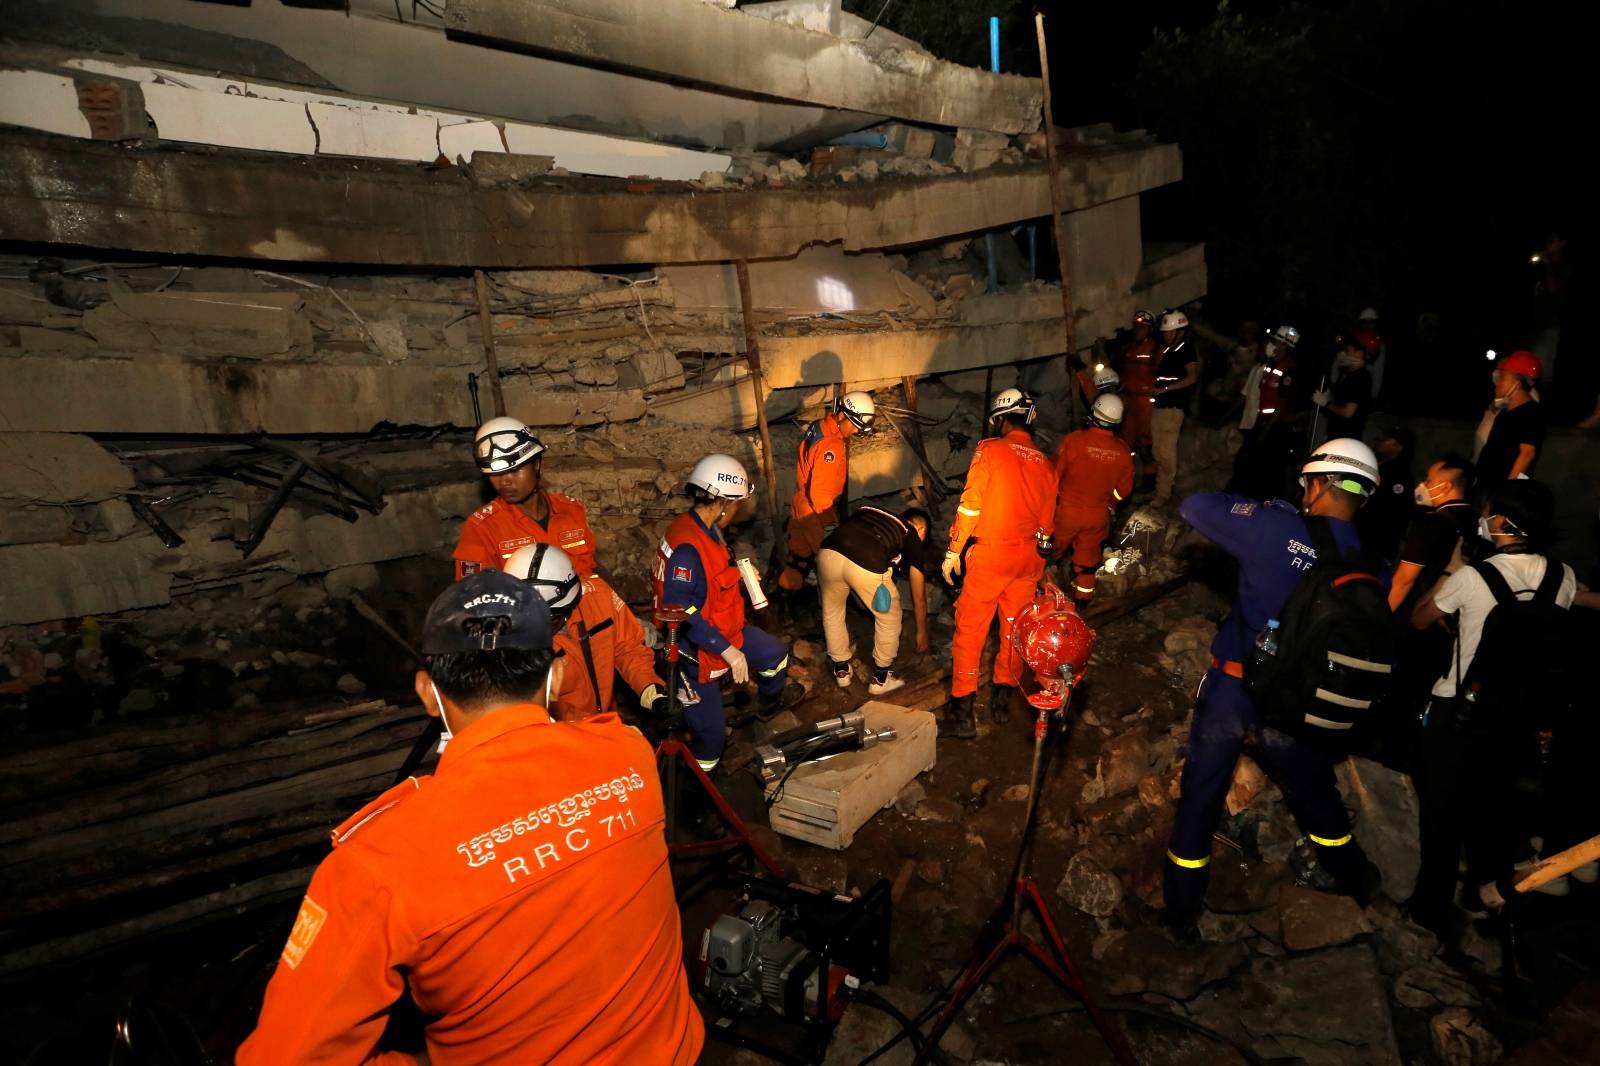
xmin=1166 ymin=850 xmax=1210 ymax=869
xmin=958 ymin=506 xmax=981 ymax=517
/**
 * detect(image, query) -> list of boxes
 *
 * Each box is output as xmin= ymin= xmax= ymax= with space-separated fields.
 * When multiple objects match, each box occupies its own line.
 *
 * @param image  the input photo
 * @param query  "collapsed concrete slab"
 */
xmin=443 ymin=0 xmax=1042 ymax=135
xmin=0 ymin=131 xmax=1180 ymax=268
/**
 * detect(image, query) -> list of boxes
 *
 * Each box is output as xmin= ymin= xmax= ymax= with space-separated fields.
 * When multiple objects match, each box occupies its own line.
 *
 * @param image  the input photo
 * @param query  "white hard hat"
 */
xmin=1358 ymin=307 xmax=1379 ymax=321
xmin=1090 ymin=393 xmax=1124 ymax=427
xmin=838 ymin=390 xmax=876 ymax=433
xmin=504 ymin=543 xmax=582 ymax=622
xmin=1301 ymin=437 xmax=1380 ymax=497
xmin=1271 ymin=324 xmax=1300 ymax=348
xmin=988 ymin=387 xmax=1037 ymax=426
xmin=1160 ymin=310 xmax=1189 ymax=331
xmin=474 ymin=416 xmax=545 ymax=474
xmin=1092 ymin=365 xmax=1121 ymax=392
xmin=687 ymin=453 xmax=752 ymax=500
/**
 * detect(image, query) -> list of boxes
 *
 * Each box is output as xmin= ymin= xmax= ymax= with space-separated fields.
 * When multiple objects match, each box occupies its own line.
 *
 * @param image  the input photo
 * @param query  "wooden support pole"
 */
xmin=473 ymin=269 xmax=507 ymax=418
xmin=1515 ymin=833 xmax=1600 ymax=893
xmin=734 ymin=259 xmax=784 ymax=547
xmin=901 ymin=375 xmax=933 ymax=512
xmin=1034 ymin=14 xmax=1084 ymax=431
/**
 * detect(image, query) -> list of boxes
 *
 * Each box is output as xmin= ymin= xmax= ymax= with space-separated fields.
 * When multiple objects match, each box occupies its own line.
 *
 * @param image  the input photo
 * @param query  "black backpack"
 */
xmin=1459 ymin=557 xmax=1573 ymax=731
xmin=1243 ymin=516 xmax=1396 ymax=749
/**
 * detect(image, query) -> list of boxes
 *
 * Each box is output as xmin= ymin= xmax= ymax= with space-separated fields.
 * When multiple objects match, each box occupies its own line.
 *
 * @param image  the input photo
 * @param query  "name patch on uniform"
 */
xmin=1230 ymin=502 xmax=1257 ymax=516
xmin=673 ymin=566 xmax=693 ymax=583
xmin=282 ymin=895 xmax=328 ymax=970
xmin=460 ymin=561 xmax=481 ymax=575
xmin=822 ymin=451 xmax=837 ymax=463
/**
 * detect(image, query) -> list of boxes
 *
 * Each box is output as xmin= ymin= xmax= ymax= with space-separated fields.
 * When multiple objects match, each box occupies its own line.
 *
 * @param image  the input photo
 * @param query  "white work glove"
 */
xmin=720 ymin=644 xmax=750 ymax=685
xmin=941 ymin=550 xmax=962 ymax=585
xmin=1311 ymin=390 xmax=1330 ymax=407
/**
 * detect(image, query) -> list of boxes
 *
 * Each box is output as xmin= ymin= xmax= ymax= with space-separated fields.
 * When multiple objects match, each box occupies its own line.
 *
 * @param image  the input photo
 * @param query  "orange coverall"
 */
xmin=787 ymin=414 xmax=848 ymax=561
xmin=948 ymin=429 xmax=1058 ymax=698
xmin=1053 ymin=426 xmax=1135 ymax=601
xmin=550 ymin=573 xmax=664 ymax=722
xmin=236 ymin=704 xmax=702 ymax=1066
xmin=1121 ymin=336 xmax=1158 ymax=452
xmin=453 ymin=493 xmax=598 ymax=579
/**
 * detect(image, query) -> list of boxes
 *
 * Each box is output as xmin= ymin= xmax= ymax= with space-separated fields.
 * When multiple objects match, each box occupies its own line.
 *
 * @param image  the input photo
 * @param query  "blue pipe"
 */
xmin=984 ymin=17 xmax=1002 ymax=293
xmin=825 ymin=131 xmax=889 ymax=148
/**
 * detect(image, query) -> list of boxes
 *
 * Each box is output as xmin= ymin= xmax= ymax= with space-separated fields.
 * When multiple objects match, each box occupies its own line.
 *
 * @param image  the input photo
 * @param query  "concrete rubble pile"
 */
xmin=1039 ymin=582 xmax=1504 ymax=1066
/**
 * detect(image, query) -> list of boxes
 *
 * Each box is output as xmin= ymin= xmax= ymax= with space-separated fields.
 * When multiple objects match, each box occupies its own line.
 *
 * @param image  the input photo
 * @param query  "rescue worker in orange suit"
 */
xmin=654 ymin=454 xmax=805 ymax=771
xmin=506 ymin=543 xmax=670 ymax=723
xmin=454 ymin=416 xmax=600 ymax=579
xmin=938 ymin=389 xmax=1058 ymax=739
xmin=1120 ymin=310 xmax=1160 ymax=485
xmin=779 ymin=391 xmax=877 ymax=591
xmin=1054 ymin=393 xmax=1136 ymax=608
xmin=236 ymin=570 xmax=703 ymax=1065
xmin=1074 ymin=359 xmax=1122 ymax=411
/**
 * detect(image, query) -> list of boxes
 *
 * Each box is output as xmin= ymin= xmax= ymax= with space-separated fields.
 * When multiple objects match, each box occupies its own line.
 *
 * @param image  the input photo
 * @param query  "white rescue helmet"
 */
xmin=474 ymin=416 xmax=545 ymax=474
xmin=1271 ymin=324 xmax=1301 ymax=348
xmin=687 ymin=453 xmax=752 ymax=501
xmin=988 ymin=387 xmax=1037 ymax=427
xmin=504 ymin=543 xmax=583 ymax=624
xmin=1300 ymin=437 xmax=1380 ymax=497
xmin=1160 ymin=310 xmax=1189 ymax=332
xmin=837 ymin=390 xmax=876 ymax=433
xmin=1092 ymin=364 xmax=1122 ymax=393
xmin=1358 ymin=307 xmax=1380 ymax=321
xmin=1090 ymin=393 xmax=1125 ymax=427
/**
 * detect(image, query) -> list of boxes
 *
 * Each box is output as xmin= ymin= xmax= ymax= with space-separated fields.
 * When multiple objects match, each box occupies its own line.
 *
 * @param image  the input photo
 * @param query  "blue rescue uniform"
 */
xmin=661 ymin=514 xmax=790 ymax=766
xmin=1165 ymin=493 xmax=1372 ymax=914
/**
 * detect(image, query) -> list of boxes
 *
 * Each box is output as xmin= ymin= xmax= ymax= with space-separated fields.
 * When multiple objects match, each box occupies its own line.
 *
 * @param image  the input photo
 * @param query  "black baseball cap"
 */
xmin=421 ymin=570 xmax=552 ymax=655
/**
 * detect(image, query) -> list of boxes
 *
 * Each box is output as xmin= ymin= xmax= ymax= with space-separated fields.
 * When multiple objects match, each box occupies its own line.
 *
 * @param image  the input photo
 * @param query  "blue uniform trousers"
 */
xmin=1164 ymin=668 xmax=1365 ymax=914
xmin=683 ymin=625 xmax=789 ymax=768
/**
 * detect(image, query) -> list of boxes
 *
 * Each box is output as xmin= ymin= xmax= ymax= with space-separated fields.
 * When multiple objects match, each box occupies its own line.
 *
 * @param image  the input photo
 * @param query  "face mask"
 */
xmin=430 ymin=679 xmax=453 ymax=754
xmin=1413 ymin=483 xmax=1434 ymax=507
xmin=1477 ymin=517 xmax=1496 ymax=542
xmin=1336 ymin=353 xmax=1355 ymax=369
xmin=1492 ymin=396 xmax=1509 ymax=410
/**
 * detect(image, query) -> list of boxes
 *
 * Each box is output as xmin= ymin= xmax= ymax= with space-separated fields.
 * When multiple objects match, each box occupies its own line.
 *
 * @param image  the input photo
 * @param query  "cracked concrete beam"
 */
xmin=0 ymin=131 xmax=1180 ymax=268
xmin=443 ymin=0 xmax=1042 ymax=135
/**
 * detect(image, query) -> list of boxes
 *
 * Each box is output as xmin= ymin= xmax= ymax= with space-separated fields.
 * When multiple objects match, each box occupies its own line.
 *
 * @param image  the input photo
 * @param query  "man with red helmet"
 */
xmin=938 ymin=388 xmax=1058 ymax=739
xmin=1475 ymin=350 xmax=1546 ymax=484
xmin=1053 ymin=394 xmax=1135 ymax=608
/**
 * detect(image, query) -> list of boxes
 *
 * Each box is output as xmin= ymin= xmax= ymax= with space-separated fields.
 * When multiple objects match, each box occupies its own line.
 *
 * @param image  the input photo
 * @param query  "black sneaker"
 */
xmin=938 ymin=694 xmax=977 ymax=740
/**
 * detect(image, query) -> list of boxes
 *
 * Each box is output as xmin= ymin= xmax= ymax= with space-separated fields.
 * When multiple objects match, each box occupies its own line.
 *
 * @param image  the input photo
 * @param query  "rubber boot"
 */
xmin=938 ymin=694 xmax=977 ymax=740
xmin=757 ymin=680 xmax=806 ymax=720
xmin=989 ymin=682 xmax=1016 ymax=725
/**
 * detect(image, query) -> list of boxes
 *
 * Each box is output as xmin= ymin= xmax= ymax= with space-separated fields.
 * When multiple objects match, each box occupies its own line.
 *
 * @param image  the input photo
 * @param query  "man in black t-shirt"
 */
xmin=816 ymin=506 xmax=934 ymax=695
xmin=1475 ymin=350 xmax=1546 ymax=485
xmin=1357 ymin=427 xmax=1415 ymax=563
xmin=1376 ymin=453 xmax=1480 ymax=769
xmin=1313 ymin=339 xmax=1373 ymax=442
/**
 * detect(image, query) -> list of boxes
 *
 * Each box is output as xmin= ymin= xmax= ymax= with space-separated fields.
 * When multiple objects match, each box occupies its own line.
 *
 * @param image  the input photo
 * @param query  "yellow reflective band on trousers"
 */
xmin=1309 ymin=832 xmax=1352 ymax=847
xmin=1166 ymin=849 xmax=1210 ymax=869
xmin=1074 ymin=584 xmax=1095 ymax=595
xmin=758 ymin=655 xmax=788 ymax=677
xmin=696 ymin=758 xmax=720 ymax=771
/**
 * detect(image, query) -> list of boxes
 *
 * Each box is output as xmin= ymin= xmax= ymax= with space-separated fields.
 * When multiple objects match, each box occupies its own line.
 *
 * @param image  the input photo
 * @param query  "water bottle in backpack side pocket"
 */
xmin=1247 ymin=619 xmax=1281 ymax=674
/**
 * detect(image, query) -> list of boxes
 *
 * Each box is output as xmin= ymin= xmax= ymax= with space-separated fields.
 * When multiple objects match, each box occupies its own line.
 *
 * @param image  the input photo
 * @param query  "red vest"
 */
xmin=653 ymin=513 xmax=746 ymax=680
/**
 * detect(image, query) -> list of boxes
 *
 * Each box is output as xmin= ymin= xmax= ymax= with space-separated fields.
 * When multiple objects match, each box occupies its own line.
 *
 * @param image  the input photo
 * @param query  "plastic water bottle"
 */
xmin=1247 ymin=619 xmax=1280 ymax=674
xmin=1257 ymin=619 xmax=1281 ymax=657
